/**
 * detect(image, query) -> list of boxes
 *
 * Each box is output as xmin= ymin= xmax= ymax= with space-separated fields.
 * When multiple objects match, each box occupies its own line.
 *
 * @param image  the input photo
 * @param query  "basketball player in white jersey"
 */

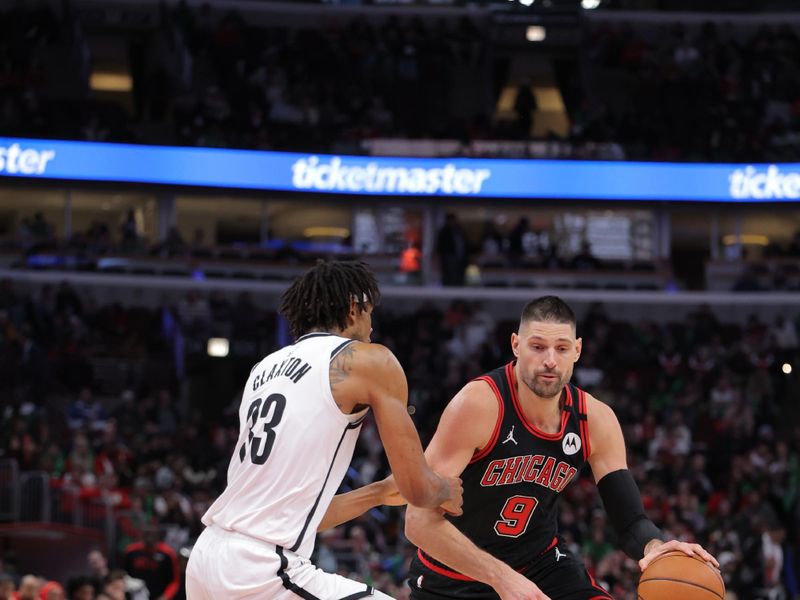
xmin=186 ymin=261 xmax=463 ymax=599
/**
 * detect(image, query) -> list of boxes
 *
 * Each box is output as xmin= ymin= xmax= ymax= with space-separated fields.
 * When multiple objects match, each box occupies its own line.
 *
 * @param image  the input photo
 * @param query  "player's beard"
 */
xmin=522 ymin=369 xmax=566 ymax=400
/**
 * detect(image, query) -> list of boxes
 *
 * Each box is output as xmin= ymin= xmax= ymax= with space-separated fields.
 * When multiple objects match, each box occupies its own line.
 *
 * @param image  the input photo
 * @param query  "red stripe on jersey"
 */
xmin=587 ymin=569 xmax=613 ymax=598
xmin=507 ymin=363 xmax=569 ymax=441
xmin=417 ymin=550 xmax=476 ymax=581
xmin=417 ymin=540 xmax=557 ymax=584
xmin=541 ymin=536 xmax=558 ymax=555
xmin=579 ymin=389 xmax=592 ymax=461
xmin=469 ymin=376 xmax=505 ymax=464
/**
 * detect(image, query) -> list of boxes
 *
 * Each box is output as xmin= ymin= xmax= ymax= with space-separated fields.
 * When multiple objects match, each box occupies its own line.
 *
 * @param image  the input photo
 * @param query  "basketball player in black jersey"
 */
xmin=404 ymin=296 xmax=718 ymax=600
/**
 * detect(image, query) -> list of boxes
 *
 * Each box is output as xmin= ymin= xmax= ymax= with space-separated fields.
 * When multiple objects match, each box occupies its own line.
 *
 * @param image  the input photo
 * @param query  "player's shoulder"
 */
xmin=330 ymin=341 xmax=404 ymax=384
xmin=444 ymin=378 xmax=500 ymax=419
xmin=340 ymin=341 xmax=399 ymax=368
xmin=584 ymin=392 xmax=619 ymax=426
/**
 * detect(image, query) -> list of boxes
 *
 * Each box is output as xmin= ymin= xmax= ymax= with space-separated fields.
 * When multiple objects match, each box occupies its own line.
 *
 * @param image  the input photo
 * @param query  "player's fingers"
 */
xmin=676 ymin=542 xmax=698 ymax=557
xmin=691 ymin=544 xmax=719 ymax=568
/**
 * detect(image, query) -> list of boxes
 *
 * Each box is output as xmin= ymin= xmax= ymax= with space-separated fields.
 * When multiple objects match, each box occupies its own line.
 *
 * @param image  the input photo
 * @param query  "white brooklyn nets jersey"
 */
xmin=201 ymin=332 xmax=367 ymax=559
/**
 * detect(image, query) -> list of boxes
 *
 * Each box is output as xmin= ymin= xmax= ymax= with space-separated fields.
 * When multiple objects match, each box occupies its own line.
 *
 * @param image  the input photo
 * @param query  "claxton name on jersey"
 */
xmin=480 ymin=454 xmax=578 ymax=493
xmin=252 ymin=356 xmax=312 ymax=390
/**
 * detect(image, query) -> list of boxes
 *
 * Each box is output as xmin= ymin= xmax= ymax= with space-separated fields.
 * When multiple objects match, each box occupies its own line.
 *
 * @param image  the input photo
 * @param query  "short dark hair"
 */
xmin=105 ymin=570 xmax=126 ymax=585
xmin=279 ymin=260 xmax=380 ymax=338
xmin=520 ymin=296 xmax=576 ymax=329
xmin=66 ymin=576 xmax=95 ymax=596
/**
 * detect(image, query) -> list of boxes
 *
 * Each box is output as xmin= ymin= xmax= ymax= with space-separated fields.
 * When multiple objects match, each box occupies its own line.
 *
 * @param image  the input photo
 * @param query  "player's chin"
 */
xmin=534 ymin=380 xmax=562 ymax=397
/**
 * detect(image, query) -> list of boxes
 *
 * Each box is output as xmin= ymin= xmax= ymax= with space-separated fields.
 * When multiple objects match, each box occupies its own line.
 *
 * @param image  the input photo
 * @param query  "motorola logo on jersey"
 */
xmin=562 ymin=432 xmax=581 ymax=456
xmin=480 ymin=454 xmax=578 ymax=493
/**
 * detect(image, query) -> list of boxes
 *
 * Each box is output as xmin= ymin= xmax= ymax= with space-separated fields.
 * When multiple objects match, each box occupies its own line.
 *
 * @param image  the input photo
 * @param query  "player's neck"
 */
xmin=515 ymin=377 xmax=562 ymax=432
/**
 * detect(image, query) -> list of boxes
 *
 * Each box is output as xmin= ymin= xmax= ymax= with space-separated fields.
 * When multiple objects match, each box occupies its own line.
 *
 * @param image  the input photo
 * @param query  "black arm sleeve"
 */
xmin=597 ymin=468 xmax=666 ymax=560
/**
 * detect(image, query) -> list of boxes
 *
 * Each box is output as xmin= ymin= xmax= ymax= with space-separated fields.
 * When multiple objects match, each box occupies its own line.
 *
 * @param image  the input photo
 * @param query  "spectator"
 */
xmin=123 ymin=526 xmax=180 ymax=600
xmin=67 ymin=388 xmax=107 ymax=431
xmin=435 ymin=213 xmax=467 ymax=286
xmin=13 ymin=576 xmax=40 ymax=600
xmin=120 ymin=210 xmax=139 ymax=252
xmin=39 ymin=582 xmax=64 ymax=600
xmin=87 ymin=551 xmax=147 ymax=600
xmin=95 ymin=571 xmax=126 ymax=600
xmin=64 ymin=577 xmax=94 ymax=600
xmin=513 ymin=79 xmax=537 ymax=139
xmin=0 ymin=576 xmax=13 ymax=600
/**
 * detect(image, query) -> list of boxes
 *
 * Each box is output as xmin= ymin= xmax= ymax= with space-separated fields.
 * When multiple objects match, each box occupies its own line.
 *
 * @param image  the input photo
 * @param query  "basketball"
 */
xmin=638 ymin=551 xmax=725 ymax=600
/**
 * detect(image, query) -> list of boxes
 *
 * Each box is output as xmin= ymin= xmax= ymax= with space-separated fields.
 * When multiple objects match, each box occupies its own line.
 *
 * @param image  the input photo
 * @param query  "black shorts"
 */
xmin=408 ymin=540 xmax=613 ymax=600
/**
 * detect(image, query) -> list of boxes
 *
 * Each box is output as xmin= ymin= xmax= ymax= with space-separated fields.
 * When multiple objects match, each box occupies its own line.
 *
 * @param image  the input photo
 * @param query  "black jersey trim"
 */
xmin=339 ymin=588 xmax=374 ymax=599
xmin=296 ymin=332 xmax=335 ymax=343
xmin=277 ymin=546 xmax=374 ymax=599
xmin=507 ymin=363 xmax=570 ymax=440
xmin=276 ymin=546 xmax=321 ymax=599
xmin=330 ymin=339 xmax=355 ymax=361
xmin=469 ymin=376 xmax=505 ymax=464
xmin=289 ymin=423 xmax=351 ymax=552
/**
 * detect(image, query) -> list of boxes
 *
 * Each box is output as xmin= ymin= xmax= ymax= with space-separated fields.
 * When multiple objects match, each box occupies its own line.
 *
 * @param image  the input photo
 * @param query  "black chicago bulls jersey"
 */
xmin=410 ymin=361 xmax=591 ymax=597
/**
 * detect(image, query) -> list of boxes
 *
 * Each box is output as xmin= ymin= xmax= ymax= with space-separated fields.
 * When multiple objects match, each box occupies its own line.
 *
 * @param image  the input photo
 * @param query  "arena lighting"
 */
xmin=722 ymin=234 xmax=769 ymax=246
xmin=783 ymin=363 xmax=793 ymax=375
xmin=526 ymin=25 xmax=547 ymax=42
xmin=581 ymin=0 xmax=601 ymax=9
xmin=303 ymin=226 xmax=350 ymax=238
xmin=90 ymin=72 xmax=133 ymax=92
xmin=207 ymin=338 xmax=230 ymax=358
xmin=510 ymin=0 xmax=535 ymax=6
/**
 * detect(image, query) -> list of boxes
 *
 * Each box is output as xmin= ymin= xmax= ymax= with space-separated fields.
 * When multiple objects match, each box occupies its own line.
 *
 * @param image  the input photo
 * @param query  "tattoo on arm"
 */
xmin=329 ymin=343 xmax=357 ymax=391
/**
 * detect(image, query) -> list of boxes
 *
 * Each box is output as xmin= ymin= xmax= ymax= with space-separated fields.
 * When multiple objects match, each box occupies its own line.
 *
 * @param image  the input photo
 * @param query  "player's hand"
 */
xmin=493 ymin=569 xmax=551 ymax=600
xmin=638 ymin=539 xmax=720 ymax=572
xmin=438 ymin=475 xmax=463 ymax=517
xmin=377 ymin=475 xmax=407 ymax=507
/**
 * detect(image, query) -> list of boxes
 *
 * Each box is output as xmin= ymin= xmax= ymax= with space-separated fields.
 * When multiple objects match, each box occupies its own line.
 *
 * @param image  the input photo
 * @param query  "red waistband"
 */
xmin=416 ymin=536 xmax=559 ymax=582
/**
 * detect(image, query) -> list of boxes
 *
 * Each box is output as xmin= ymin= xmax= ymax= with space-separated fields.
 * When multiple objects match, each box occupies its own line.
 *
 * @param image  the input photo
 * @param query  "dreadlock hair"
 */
xmin=520 ymin=296 xmax=576 ymax=331
xmin=279 ymin=260 xmax=381 ymax=339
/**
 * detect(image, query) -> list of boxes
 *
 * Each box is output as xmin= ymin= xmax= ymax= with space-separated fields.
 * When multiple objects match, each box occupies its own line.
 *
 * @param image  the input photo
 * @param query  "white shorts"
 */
xmin=186 ymin=525 xmax=395 ymax=600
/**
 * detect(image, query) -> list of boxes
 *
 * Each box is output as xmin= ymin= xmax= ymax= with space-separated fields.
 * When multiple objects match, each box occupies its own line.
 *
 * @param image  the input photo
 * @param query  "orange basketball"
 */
xmin=638 ymin=550 xmax=725 ymax=600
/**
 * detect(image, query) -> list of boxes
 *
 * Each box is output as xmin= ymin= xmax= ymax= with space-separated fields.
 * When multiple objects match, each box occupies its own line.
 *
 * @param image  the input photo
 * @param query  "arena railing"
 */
xmin=0 ymin=459 xmax=20 ymax=522
xmin=18 ymin=472 xmax=51 ymax=523
xmin=2 ymin=269 xmax=799 ymax=324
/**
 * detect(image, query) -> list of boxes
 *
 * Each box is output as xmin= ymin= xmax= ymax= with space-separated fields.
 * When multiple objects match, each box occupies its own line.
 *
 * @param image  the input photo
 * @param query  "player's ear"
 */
xmin=511 ymin=332 xmax=520 ymax=357
xmin=345 ymin=297 xmax=359 ymax=326
xmin=575 ymin=337 xmax=582 ymax=361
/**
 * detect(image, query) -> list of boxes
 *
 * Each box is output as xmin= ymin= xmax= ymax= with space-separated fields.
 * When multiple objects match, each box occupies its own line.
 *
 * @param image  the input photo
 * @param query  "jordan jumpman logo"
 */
xmin=503 ymin=425 xmax=518 ymax=445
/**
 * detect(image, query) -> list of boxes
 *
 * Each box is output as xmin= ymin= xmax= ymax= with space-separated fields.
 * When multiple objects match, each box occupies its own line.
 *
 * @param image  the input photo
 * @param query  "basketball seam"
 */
xmin=648 ymin=552 xmax=725 ymax=588
xmin=639 ymin=577 xmax=723 ymax=599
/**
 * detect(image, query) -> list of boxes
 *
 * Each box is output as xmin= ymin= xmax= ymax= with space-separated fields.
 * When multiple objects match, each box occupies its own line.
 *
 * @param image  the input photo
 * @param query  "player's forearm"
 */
xmin=317 ymin=482 xmax=384 ymax=532
xmin=405 ymin=507 xmax=512 ymax=589
xmin=396 ymin=466 xmax=450 ymax=508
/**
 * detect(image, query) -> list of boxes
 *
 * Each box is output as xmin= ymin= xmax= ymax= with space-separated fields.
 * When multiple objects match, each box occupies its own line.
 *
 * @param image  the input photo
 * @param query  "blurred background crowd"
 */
xmin=0 ymin=280 xmax=798 ymax=599
xmin=1 ymin=0 xmax=800 ymax=599
xmin=2 ymin=1 xmax=800 ymax=161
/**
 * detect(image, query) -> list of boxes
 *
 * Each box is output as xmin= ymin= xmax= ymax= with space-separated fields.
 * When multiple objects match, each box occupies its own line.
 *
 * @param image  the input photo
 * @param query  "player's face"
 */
xmin=348 ymin=301 xmax=374 ymax=343
xmin=511 ymin=320 xmax=582 ymax=400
